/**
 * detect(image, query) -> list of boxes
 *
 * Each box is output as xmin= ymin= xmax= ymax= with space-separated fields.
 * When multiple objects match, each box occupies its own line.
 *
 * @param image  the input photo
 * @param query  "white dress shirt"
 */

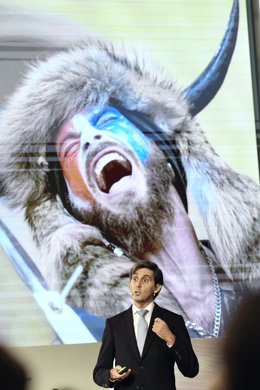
xmin=132 ymin=302 xmax=155 ymax=339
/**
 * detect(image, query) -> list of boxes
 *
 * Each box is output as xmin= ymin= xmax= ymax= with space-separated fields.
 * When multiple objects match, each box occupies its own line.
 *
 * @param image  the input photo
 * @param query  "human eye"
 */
xmin=57 ymin=133 xmax=80 ymax=159
xmin=96 ymin=110 xmax=119 ymax=127
xmin=142 ymin=277 xmax=150 ymax=284
xmin=63 ymin=139 xmax=80 ymax=158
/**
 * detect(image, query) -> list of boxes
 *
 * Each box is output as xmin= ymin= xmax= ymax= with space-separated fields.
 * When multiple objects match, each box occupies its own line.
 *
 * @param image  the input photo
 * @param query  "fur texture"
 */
xmin=0 ymin=40 xmax=259 ymax=334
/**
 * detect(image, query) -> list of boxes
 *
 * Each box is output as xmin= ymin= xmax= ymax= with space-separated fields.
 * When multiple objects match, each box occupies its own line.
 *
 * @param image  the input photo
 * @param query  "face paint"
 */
xmin=82 ymin=106 xmax=150 ymax=163
xmin=56 ymin=105 xmax=151 ymax=203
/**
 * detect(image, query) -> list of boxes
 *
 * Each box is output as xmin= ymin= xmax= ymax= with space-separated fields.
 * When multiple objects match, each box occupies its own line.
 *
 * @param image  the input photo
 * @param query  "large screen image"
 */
xmin=0 ymin=0 xmax=259 ymax=347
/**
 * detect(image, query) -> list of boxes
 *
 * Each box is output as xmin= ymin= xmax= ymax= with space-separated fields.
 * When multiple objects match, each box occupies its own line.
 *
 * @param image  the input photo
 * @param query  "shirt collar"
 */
xmin=132 ymin=301 xmax=155 ymax=315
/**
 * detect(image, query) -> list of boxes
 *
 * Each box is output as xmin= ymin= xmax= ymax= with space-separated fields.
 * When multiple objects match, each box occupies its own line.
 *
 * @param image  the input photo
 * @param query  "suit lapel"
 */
xmin=123 ymin=304 xmax=163 ymax=359
xmin=123 ymin=306 xmax=140 ymax=358
xmin=141 ymin=304 xmax=160 ymax=359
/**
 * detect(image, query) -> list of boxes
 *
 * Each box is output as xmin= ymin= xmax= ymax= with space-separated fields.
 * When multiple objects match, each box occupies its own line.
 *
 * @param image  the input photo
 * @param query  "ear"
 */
xmin=154 ymin=284 xmax=162 ymax=295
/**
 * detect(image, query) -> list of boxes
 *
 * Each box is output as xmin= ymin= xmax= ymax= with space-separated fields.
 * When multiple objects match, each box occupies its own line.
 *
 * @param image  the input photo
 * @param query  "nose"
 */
xmin=134 ymin=279 xmax=141 ymax=287
xmin=80 ymin=122 xmax=102 ymax=148
xmin=71 ymin=113 xmax=103 ymax=148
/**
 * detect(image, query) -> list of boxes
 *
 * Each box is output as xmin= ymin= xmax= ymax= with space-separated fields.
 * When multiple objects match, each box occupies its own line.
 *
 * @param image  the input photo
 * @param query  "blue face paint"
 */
xmin=82 ymin=106 xmax=151 ymax=163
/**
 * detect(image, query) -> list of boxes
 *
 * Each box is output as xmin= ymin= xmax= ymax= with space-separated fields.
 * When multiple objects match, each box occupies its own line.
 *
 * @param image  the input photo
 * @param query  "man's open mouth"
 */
xmin=94 ymin=152 xmax=132 ymax=193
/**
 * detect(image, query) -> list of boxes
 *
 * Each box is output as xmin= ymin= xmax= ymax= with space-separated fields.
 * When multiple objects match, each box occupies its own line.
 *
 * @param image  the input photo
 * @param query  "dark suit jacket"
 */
xmin=93 ymin=303 xmax=199 ymax=389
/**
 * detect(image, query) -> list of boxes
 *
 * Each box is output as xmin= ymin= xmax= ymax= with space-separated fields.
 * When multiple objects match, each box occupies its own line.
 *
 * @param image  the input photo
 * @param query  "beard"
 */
xmin=70 ymin=147 xmax=174 ymax=255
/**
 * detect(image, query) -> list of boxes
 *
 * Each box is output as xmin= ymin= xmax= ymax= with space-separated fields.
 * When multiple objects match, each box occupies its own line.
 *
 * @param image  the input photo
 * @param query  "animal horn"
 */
xmin=183 ymin=0 xmax=239 ymax=116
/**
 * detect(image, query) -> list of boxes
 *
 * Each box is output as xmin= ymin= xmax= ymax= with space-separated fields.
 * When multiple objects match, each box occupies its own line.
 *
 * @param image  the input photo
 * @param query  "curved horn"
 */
xmin=183 ymin=0 xmax=239 ymax=116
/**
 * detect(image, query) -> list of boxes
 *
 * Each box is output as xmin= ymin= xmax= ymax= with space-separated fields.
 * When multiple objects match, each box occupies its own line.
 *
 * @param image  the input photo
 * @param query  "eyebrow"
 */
xmin=59 ymin=132 xmax=79 ymax=143
xmin=133 ymin=273 xmax=152 ymax=278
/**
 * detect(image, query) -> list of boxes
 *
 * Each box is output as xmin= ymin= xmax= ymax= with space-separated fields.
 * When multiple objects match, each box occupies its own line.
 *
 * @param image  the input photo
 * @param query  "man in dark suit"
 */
xmin=93 ymin=260 xmax=199 ymax=389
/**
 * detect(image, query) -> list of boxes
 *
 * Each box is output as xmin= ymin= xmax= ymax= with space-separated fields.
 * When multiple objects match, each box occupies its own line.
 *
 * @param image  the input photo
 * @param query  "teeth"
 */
xmin=95 ymin=152 xmax=127 ymax=177
xmin=94 ymin=151 xmax=132 ymax=193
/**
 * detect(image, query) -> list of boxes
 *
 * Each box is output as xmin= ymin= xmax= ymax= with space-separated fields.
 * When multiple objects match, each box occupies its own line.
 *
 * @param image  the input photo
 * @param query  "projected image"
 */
xmin=0 ymin=0 xmax=259 ymax=346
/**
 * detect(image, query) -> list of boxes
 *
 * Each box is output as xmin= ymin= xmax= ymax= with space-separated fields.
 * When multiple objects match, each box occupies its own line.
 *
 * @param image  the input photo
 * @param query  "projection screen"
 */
xmin=0 ymin=0 xmax=259 ymax=347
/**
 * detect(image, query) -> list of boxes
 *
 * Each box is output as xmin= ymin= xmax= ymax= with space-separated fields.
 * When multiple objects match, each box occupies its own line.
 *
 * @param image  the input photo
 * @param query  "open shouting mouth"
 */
xmin=94 ymin=151 xmax=132 ymax=194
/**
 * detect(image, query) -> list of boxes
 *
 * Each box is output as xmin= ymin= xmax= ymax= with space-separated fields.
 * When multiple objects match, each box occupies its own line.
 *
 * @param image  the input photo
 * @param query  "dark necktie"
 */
xmin=137 ymin=309 xmax=148 ymax=354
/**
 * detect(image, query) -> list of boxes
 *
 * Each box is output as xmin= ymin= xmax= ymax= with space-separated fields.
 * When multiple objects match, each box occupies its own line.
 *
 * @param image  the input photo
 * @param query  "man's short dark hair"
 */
xmin=129 ymin=260 xmax=164 ymax=286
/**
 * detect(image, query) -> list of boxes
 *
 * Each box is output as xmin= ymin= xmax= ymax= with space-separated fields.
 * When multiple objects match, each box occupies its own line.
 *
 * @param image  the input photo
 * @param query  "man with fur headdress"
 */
xmin=0 ymin=0 xmax=259 ymax=338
